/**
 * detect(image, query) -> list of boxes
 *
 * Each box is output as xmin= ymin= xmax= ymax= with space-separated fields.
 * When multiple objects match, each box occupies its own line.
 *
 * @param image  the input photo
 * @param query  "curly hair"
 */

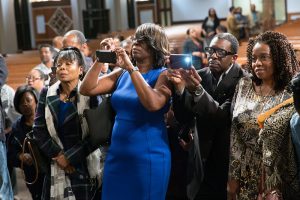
xmin=246 ymin=31 xmax=299 ymax=92
xmin=132 ymin=23 xmax=169 ymax=69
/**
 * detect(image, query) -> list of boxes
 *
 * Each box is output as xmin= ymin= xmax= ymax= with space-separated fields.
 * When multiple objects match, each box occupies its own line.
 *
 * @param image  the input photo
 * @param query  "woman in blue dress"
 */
xmin=80 ymin=23 xmax=172 ymax=200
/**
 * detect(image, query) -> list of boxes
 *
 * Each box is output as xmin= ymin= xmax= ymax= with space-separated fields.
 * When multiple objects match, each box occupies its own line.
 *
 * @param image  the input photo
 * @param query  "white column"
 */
xmin=106 ymin=0 xmax=129 ymax=32
xmin=70 ymin=0 xmax=86 ymax=31
xmin=119 ymin=0 xmax=129 ymax=30
xmin=106 ymin=0 xmax=116 ymax=31
xmin=0 ymin=0 xmax=18 ymax=53
xmin=28 ymin=0 xmax=36 ymax=48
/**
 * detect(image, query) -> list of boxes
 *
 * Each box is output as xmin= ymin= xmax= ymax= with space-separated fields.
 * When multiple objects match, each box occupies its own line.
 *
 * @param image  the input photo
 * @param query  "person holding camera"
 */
xmin=168 ymin=33 xmax=246 ymax=200
xmin=80 ymin=23 xmax=173 ymax=200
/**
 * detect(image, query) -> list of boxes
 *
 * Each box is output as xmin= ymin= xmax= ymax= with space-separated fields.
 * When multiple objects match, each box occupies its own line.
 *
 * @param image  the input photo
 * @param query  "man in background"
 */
xmin=33 ymin=44 xmax=55 ymax=86
xmin=63 ymin=30 xmax=93 ymax=71
xmin=52 ymin=36 xmax=63 ymax=53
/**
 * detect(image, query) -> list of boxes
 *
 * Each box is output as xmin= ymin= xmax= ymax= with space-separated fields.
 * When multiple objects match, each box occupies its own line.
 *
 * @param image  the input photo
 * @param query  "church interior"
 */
xmin=0 ymin=0 xmax=299 ymax=90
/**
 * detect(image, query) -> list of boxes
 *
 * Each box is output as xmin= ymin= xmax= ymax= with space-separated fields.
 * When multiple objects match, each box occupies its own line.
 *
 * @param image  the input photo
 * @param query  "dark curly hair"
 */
xmin=132 ymin=23 xmax=169 ymax=69
xmin=246 ymin=31 xmax=299 ymax=92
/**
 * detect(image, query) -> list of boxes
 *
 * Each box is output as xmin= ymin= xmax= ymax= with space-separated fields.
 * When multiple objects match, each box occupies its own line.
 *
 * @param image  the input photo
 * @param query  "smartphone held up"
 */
xmin=96 ymin=50 xmax=117 ymax=64
xmin=169 ymin=54 xmax=192 ymax=70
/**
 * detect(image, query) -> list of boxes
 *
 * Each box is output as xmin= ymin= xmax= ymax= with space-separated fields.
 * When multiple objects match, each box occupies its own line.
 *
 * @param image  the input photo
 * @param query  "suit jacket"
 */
xmin=173 ymin=63 xmax=247 ymax=199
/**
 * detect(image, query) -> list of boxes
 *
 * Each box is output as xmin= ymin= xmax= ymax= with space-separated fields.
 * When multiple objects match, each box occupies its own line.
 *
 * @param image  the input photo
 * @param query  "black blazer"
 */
xmin=173 ymin=63 xmax=247 ymax=199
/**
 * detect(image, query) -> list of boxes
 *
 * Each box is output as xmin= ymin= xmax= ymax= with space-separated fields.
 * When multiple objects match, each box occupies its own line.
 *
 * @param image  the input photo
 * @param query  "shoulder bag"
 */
xmin=83 ymin=96 xmax=115 ymax=146
xmin=21 ymin=130 xmax=50 ymax=184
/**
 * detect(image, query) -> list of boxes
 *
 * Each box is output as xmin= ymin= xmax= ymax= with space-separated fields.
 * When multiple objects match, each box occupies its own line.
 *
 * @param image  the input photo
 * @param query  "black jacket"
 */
xmin=173 ymin=63 xmax=247 ymax=199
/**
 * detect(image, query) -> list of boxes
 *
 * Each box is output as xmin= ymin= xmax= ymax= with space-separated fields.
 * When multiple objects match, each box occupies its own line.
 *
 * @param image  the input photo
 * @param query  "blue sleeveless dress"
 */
xmin=101 ymin=68 xmax=171 ymax=200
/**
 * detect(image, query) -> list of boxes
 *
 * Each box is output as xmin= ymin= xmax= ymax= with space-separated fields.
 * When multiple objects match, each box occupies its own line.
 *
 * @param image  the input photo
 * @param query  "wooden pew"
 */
xmin=5 ymin=51 xmax=40 ymax=90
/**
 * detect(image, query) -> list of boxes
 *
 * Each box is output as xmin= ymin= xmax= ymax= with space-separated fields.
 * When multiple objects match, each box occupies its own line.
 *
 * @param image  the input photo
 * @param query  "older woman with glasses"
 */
xmin=33 ymin=47 xmax=101 ymax=200
xmin=228 ymin=31 xmax=300 ymax=199
xmin=80 ymin=23 xmax=172 ymax=200
xmin=26 ymin=69 xmax=46 ymax=92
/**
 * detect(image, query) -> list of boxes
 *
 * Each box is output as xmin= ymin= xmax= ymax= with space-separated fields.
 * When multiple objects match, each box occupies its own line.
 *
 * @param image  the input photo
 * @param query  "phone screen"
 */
xmin=96 ymin=50 xmax=117 ymax=64
xmin=169 ymin=54 xmax=192 ymax=69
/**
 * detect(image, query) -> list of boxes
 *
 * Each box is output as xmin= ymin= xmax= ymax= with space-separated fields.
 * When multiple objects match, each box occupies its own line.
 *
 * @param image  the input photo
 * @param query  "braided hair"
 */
xmin=246 ymin=31 xmax=299 ymax=92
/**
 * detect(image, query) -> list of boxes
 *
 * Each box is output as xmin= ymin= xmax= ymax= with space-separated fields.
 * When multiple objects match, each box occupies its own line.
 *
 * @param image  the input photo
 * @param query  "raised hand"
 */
xmin=179 ymin=67 xmax=202 ymax=93
xmin=115 ymin=47 xmax=132 ymax=70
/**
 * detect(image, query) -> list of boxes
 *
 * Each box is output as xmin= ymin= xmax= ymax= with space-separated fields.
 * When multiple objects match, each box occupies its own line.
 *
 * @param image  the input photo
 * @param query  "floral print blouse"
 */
xmin=229 ymin=77 xmax=299 ymax=199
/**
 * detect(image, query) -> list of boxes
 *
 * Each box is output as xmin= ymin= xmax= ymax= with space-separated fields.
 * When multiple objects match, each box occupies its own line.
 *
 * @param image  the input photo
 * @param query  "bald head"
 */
xmin=63 ymin=30 xmax=86 ymax=47
xmin=63 ymin=30 xmax=89 ymax=56
xmin=52 ymin=36 xmax=63 ymax=50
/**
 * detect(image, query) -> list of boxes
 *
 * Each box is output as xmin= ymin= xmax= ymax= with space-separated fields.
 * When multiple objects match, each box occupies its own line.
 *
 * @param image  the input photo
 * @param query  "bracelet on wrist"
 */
xmin=128 ymin=66 xmax=139 ymax=75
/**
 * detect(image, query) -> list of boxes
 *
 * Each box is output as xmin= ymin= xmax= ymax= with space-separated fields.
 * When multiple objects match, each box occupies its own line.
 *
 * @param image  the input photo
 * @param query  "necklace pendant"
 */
xmin=61 ymin=93 xmax=70 ymax=103
xmin=63 ymin=97 xmax=70 ymax=103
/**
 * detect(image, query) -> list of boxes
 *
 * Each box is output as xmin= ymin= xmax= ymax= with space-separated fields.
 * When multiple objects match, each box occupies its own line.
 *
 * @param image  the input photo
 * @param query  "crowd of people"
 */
xmin=0 ymin=5 xmax=300 ymax=200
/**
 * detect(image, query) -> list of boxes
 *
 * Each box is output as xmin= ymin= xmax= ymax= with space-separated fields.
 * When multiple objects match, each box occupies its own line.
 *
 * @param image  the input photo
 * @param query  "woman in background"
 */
xmin=202 ymin=8 xmax=220 ymax=47
xmin=10 ymin=85 xmax=44 ymax=200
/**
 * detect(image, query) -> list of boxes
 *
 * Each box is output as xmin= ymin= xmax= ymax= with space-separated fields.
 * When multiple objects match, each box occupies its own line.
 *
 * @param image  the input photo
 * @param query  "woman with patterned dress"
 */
xmin=227 ymin=31 xmax=300 ymax=199
xmin=80 ymin=23 xmax=172 ymax=200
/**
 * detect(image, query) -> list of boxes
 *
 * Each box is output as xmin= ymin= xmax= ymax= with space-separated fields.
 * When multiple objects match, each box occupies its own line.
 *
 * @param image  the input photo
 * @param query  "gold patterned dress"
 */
xmin=229 ymin=77 xmax=299 ymax=199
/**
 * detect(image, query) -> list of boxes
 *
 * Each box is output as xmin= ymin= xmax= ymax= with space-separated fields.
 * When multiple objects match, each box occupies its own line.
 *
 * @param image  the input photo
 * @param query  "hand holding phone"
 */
xmin=169 ymin=54 xmax=192 ymax=69
xmin=96 ymin=50 xmax=117 ymax=64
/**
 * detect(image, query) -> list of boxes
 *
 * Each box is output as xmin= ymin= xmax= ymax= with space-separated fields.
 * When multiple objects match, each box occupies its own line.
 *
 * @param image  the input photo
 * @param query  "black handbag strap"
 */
xmin=20 ymin=131 xmax=39 ymax=185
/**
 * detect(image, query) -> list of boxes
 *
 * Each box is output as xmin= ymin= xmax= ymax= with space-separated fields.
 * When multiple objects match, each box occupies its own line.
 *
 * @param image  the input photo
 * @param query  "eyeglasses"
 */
xmin=204 ymin=47 xmax=234 ymax=58
xmin=25 ymin=76 xmax=41 ymax=82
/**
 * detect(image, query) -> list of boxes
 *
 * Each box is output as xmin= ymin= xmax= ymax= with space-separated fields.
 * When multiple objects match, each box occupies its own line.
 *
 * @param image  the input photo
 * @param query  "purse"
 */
xmin=21 ymin=130 xmax=50 ymax=184
xmin=83 ymin=96 xmax=115 ymax=146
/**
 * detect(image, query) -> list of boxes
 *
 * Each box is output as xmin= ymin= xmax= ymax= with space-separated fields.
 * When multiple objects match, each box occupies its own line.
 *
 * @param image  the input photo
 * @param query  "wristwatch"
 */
xmin=193 ymin=85 xmax=204 ymax=96
xmin=128 ymin=66 xmax=139 ymax=75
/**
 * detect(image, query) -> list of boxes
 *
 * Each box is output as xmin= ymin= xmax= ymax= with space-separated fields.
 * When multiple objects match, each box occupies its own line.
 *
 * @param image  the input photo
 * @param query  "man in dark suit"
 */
xmin=169 ymin=33 xmax=247 ymax=200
